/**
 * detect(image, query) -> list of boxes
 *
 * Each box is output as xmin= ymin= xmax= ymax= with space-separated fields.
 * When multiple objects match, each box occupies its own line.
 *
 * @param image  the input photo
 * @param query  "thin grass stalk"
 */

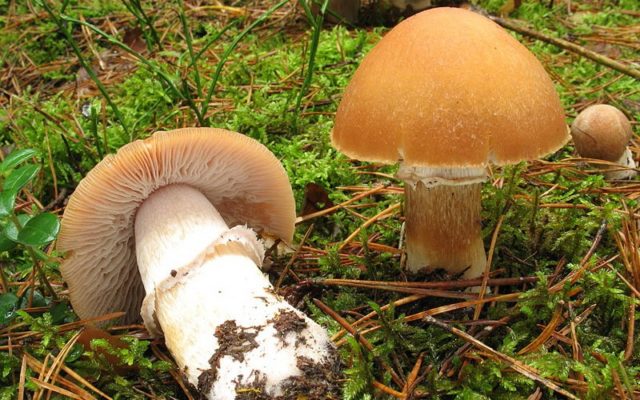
xmin=151 ymin=344 xmax=194 ymax=400
xmin=293 ymin=0 xmax=329 ymax=127
xmin=296 ymin=185 xmax=388 ymax=224
xmin=60 ymin=16 xmax=183 ymax=101
xmin=518 ymin=305 xmax=564 ymax=355
xmin=201 ymin=0 xmax=290 ymax=120
xmin=332 ymin=295 xmax=425 ymax=342
xmin=338 ymin=202 xmax=400 ymax=251
xmin=18 ymin=354 xmax=27 ymax=400
xmin=275 ymin=223 xmax=314 ymax=290
xmin=177 ymin=4 xmax=203 ymax=101
xmin=614 ymin=357 xmax=636 ymax=399
xmin=8 ymin=214 xmax=57 ymax=300
xmin=194 ymin=21 xmax=238 ymax=63
xmin=424 ymin=316 xmax=580 ymax=400
xmin=403 ymin=352 xmax=424 ymax=397
xmin=313 ymin=298 xmax=405 ymax=389
xmin=87 ymin=105 xmax=104 ymax=159
xmin=180 ymin=77 xmax=205 ymax=126
xmin=0 ymin=262 xmax=8 ymax=293
xmin=474 ymin=214 xmax=505 ymax=320
xmin=40 ymin=1 xmax=130 ymax=139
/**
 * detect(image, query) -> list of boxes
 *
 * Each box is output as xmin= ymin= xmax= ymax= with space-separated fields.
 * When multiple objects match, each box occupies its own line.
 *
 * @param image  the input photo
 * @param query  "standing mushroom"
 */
xmin=570 ymin=104 xmax=636 ymax=180
xmin=58 ymin=128 xmax=339 ymax=399
xmin=332 ymin=8 xmax=568 ymax=278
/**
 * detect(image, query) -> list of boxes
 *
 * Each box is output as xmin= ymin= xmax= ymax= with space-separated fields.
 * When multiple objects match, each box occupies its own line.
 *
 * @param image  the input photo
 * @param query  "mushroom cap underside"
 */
xmin=332 ymin=7 xmax=568 ymax=167
xmin=58 ymin=128 xmax=296 ymax=324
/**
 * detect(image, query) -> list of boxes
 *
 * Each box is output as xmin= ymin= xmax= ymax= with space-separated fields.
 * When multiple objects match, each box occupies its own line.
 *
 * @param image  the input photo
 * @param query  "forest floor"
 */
xmin=0 ymin=0 xmax=639 ymax=399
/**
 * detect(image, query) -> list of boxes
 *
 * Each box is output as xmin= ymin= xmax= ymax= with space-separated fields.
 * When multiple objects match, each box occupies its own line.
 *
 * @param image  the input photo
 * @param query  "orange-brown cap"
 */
xmin=570 ymin=104 xmax=633 ymax=161
xmin=58 ymin=128 xmax=296 ymax=324
xmin=332 ymin=7 xmax=568 ymax=167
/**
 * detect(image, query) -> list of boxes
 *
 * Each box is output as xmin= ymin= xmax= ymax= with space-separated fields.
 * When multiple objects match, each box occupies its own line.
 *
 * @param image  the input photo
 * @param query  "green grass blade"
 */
xmin=40 ymin=0 xmax=131 ymax=139
xmin=200 ymin=0 xmax=290 ymax=123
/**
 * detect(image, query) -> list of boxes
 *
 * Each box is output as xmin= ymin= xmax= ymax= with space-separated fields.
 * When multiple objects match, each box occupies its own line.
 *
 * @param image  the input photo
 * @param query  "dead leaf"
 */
xmin=585 ymin=42 xmax=622 ymax=59
xmin=122 ymin=27 xmax=146 ymax=54
xmin=77 ymin=325 xmax=138 ymax=373
xmin=301 ymin=183 xmax=334 ymax=216
xmin=498 ymin=0 xmax=521 ymax=16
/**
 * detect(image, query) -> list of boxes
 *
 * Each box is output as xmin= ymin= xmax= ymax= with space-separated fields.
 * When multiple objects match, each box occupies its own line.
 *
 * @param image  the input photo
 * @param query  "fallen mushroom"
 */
xmin=570 ymin=104 xmax=637 ymax=180
xmin=58 ymin=128 xmax=340 ymax=399
xmin=332 ymin=8 xmax=568 ymax=278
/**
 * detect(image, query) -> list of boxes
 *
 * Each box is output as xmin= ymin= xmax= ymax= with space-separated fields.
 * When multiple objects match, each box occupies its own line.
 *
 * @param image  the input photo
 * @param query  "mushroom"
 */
xmin=58 ymin=128 xmax=339 ymax=399
xmin=331 ymin=8 xmax=568 ymax=278
xmin=570 ymin=104 xmax=636 ymax=180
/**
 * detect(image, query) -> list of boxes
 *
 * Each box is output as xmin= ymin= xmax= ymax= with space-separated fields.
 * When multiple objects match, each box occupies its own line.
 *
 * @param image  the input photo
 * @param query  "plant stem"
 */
xmin=9 ymin=214 xmax=57 ymax=300
xmin=424 ymin=315 xmax=580 ymax=400
xmin=62 ymin=16 xmax=182 ymax=100
xmin=201 ymin=0 xmax=290 ymax=121
xmin=491 ymin=15 xmax=640 ymax=80
xmin=294 ymin=0 xmax=330 ymax=128
xmin=0 ymin=262 xmax=8 ymax=293
xmin=178 ymin=4 xmax=203 ymax=101
xmin=41 ymin=0 xmax=131 ymax=139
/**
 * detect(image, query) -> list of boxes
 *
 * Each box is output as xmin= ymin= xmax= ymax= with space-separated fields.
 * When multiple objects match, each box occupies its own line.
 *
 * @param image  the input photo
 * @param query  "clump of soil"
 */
xmin=234 ymin=348 xmax=342 ymax=400
xmin=278 ymin=352 xmax=342 ymax=399
xmin=194 ymin=317 xmax=342 ymax=399
xmin=269 ymin=309 xmax=307 ymax=343
xmin=197 ymin=320 xmax=262 ymax=394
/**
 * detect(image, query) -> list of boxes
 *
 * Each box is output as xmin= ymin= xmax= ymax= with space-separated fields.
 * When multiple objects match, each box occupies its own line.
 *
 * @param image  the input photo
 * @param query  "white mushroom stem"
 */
xmin=603 ymin=147 xmax=637 ymax=180
xmin=397 ymin=166 xmax=487 ymax=278
xmin=134 ymin=184 xmax=337 ymax=399
xmin=135 ymin=184 xmax=229 ymax=295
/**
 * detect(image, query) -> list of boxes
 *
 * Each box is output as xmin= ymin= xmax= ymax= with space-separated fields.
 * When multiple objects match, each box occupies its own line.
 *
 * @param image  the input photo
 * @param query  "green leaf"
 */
xmin=0 ymin=149 xmax=36 ymax=173
xmin=3 ymin=214 xmax=32 ymax=242
xmin=50 ymin=301 xmax=71 ymax=324
xmin=65 ymin=344 xmax=85 ymax=363
xmin=0 ymin=190 xmax=16 ymax=217
xmin=17 ymin=213 xmax=60 ymax=246
xmin=0 ymin=293 xmax=19 ymax=324
xmin=0 ymin=230 xmax=16 ymax=252
xmin=3 ymin=164 xmax=39 ymax=194
xmin=18 ymin=290 xmax=47 ymax=309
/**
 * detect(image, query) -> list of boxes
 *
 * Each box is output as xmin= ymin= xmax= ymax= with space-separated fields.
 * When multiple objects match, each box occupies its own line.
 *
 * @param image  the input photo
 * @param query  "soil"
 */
xmin=269 ymin=309 xmax=308 ymax=344
xmin=197 ymin=320 xmax=262 ymax=395
xmin=234 ymin=348 xmax=342 ymax=399
xmin=194 ymin=316 xmax=342 ymax=399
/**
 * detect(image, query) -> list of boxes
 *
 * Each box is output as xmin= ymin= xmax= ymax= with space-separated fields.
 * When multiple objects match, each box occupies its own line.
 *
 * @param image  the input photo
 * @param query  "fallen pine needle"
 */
xmin=424 ymin=315 xmax=579 ymax=400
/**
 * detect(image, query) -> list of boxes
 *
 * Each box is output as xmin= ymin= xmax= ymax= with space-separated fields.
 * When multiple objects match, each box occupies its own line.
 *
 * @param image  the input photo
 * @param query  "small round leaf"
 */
xmin=0 ymin=149 xmax=37 ymax=173
xmin=3 ymin=214 xmax=32 ymax=242
xmin=0 ymin=190 xmax=16 ymax=217
xmin=17 ymin=213 xmax=60 ymax=246
xmin=0 ymin=229 xmax=16 ymax=252
xmin=3 ymin=164 xmax=39 ymax=194
xmin=0 ymin=292 xmax=19 ymax=324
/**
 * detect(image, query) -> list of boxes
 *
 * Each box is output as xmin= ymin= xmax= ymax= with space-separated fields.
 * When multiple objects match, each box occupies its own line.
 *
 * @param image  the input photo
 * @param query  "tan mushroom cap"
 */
xmin=58 ymin=128 xmax=296 ymax=324
xmin=570 ymin=104 xmax=633 ymax=161
xmin=332 ymin=7 xmax=568 ymax=167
